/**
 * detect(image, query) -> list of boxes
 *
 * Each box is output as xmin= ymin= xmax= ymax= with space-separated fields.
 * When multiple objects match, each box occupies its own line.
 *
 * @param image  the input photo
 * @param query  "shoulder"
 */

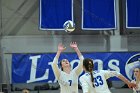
xmin=80 ymin=73 xmax=88 ymax=80
xmin=93 ymin=70 xmax=105 ymax=74
xmin=94 ymin=70 xmax=111 ymax=76
xmin=99 ymin=70 xmax=111 ymax=73
xmin=80 ymin=73 xmax=87 ymax=78
xmin=79 ymin=75 xmax=85 ymax=82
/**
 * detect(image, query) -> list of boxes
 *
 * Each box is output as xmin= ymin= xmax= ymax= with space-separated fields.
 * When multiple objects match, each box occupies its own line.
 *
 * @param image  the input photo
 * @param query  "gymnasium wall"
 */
xmin=1 ymin=35 xmax=140 ymax=83
xmin=0 ymin=0 xmax=140 ymax=92
xmin=0 ymin=35 xmax=140 ymax=93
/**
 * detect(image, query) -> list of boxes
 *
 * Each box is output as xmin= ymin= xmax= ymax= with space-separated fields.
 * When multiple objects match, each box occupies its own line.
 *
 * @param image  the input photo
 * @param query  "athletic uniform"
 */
xmin=80 ymin=70 xmax=121 ymax=93
xmin=131 ymin=80 xmax=140 ymax=93
xmin=52 ymin=55 xmax=84 ymax=93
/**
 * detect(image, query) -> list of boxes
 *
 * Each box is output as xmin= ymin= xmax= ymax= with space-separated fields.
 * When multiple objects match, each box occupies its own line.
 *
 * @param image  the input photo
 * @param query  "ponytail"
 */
xmin=83 ymin=58 xmax=95 ymax=87
xmin=89 ymin=62 xmax=95 ymax=87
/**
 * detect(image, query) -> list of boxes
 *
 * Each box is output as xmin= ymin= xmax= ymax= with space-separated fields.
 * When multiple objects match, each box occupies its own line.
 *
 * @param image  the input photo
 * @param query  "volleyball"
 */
xmin=63 ymin=20 xmax=75 ymax=33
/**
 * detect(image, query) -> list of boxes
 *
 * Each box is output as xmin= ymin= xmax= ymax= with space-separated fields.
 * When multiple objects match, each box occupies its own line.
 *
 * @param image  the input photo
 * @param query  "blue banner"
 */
xmin=12 ymin=52 xmax=140 ymax=83
xmin=82 ymin=0 xmax=116 ymax=30
xmin=39 ymin=0 xmax=73 ymax=30
xmin=126 ymin=0 xmax=140 ymax=28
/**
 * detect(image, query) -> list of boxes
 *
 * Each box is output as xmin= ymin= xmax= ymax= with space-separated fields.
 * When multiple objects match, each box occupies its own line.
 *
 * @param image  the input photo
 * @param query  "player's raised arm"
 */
xmin=70 ymin=42 xmax=84 ymax=75
xmin=52 ymin=43 xmax=66 ymax=79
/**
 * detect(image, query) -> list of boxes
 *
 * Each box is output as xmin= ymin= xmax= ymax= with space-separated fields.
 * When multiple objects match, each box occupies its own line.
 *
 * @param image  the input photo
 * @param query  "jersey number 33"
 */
xmin=94 ymin=76 xmax=103 ymax=87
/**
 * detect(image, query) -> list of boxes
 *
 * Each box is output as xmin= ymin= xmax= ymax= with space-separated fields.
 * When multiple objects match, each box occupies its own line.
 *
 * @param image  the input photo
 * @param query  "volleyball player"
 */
xmin=52 ymin=42 xmax=84 ymax=93
xmin=131 ymin=67 xmax=140 ymax=93
xmin=80 ymin=58 xmax=136 ymax=93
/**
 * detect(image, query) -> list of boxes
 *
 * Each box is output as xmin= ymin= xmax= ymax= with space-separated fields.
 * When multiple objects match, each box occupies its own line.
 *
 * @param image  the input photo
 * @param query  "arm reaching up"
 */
xmin=52 ymin=43 xmax=66 ymax=79
xmin=70 ymin=42 xmax=84 ymax=75
xmin=70 ymin=42 xmax=82 ymax=58
xmin=55 ymin=43 xmax=66 ymax=59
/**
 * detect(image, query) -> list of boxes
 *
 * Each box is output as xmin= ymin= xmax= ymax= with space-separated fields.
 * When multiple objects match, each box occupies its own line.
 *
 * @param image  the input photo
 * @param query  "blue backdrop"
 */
xmin=39 ymin=0 xmax=116 ymax=31
xmin=126 ymin=0 xmax=140 ymax=28
xmin=39 ymin=0 xmax=73 ymax=30
xmin=82 ymin=0 xmax=116 ymax=30
xmin=12 ymin=52 xmax=140 ymax=83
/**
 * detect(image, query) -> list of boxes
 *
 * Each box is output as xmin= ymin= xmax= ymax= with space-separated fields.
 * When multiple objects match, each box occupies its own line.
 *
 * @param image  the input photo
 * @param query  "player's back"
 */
xmin=80 ymin=73 xmax=95 ymax=93
xmin=93 ymin=70 xmax=112 ymax=93
xmin=80 ymin=70 xmax=112 ymax=93
xmin=58 ymin=70 xmax=78 ymax=93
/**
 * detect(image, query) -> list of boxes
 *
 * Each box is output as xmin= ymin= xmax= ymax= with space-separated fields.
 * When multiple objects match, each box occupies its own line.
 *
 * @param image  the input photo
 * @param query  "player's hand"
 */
xmin=127 ymin=82 xmax=137 ymax=89
xmin=70 ymin=42 xmax=78 ymax=49
xmin=58 ymin=43 xmax=66 ymax=52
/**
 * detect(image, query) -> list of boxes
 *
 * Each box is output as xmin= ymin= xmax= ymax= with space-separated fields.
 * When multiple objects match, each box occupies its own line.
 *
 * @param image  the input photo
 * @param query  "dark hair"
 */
xmin=83 ymin=58 xmax=94 ymax=87
xmin=60 ymin=60 xmax=63 ymax=71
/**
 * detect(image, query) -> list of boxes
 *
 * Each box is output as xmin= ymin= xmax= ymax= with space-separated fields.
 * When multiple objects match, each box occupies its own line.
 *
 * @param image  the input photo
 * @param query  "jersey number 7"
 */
xmin=68 ymin=80 xmax=72 ymax=86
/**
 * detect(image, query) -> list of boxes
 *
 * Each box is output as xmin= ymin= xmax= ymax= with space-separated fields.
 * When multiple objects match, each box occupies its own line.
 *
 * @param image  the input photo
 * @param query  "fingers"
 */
xmin=133 ymin=84 xmax=137 ymax=89
xmin=63 ymin=46 xmax=66 ymax=50
xmin=70 ymin=42 xmax=77 ymax=46
xmin=71 ymin=41 xmax=77 ymax=44
xmin=59 ymin=42 xmax=77 ymax=46
xmin=58 ymin=43 xmax=62 ymax=46
xmin=58 ymin=43 xmax=64 ymax=47
xmin=128 ymin=83 xmax=137 ymax=89
xmin=73 ymin=42 xmax=77 ymax=44
xmin=58 ymin=43 xmax=66 ymax=50
xmin=58 ymin=42 xmax=78 ymax=49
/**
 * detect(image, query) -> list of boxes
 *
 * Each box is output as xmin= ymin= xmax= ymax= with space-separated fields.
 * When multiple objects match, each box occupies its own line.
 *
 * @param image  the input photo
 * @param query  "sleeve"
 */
xmin=79 ymin=76 xmax=89 ymax=93
xmin=103 ymin=70 xmax=121 ymax=79
xmin=51 ymin=56 xmax=61 ymax=80
xmin=73 ymin=55 xmax=84 ymax=75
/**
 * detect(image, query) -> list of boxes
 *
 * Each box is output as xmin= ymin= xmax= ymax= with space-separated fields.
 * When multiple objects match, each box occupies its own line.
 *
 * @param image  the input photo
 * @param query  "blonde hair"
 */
xmin=134 ymin=68 xmax=140 ymax=85
xmin=22 ymin=89 xmax=29 ymax=93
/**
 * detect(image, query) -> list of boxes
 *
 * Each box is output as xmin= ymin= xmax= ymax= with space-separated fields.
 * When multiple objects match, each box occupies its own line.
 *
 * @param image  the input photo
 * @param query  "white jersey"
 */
xmin=80 ymin=70 xmax=120 ymax=93
xmin=131 ymin=80 xmax=140 ymax=93
xmin=52 ymin=56 xmax=84 ymax=93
